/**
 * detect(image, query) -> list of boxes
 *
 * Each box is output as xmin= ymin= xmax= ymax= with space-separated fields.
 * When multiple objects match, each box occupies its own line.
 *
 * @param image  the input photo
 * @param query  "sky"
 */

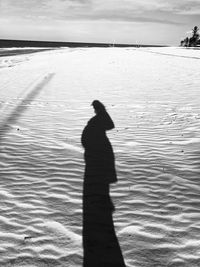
xmin=0 ymin=0 xmax=200 ymax=45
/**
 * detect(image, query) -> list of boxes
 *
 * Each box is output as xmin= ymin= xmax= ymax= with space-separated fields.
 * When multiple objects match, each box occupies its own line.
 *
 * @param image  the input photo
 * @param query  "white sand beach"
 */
xmin=0 ymin=47 xmax=200 ymax=267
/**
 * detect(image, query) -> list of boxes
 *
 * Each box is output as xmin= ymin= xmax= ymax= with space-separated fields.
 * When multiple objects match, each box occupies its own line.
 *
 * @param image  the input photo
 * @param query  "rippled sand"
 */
xmin=0 ymin=47 xmax=200 ymax=267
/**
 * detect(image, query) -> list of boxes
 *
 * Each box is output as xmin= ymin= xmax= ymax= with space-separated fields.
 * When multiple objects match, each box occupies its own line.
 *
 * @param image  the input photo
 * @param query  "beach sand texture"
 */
xmin=0 ymin=47 xmax=200 ymax=267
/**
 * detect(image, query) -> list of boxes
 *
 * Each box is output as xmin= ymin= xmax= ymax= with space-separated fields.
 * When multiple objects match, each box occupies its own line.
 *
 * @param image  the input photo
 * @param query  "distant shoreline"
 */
xmin=0 ymin=39 xmax=167 ymax=48
xmin=0 ymin=48 xmax=55 ymax=57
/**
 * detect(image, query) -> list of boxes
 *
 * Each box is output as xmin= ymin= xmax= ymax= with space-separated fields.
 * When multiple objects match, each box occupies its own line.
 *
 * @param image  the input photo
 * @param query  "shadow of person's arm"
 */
xmin=102 ymin=110 xmax=115 ymax=131
xmin=91 ymin=100 xmax=114 ymax=131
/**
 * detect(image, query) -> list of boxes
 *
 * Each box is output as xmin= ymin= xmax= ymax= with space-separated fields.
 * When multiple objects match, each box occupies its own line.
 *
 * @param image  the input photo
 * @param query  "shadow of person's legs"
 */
xmin=83 ymin=182 xmax=126 ymax=267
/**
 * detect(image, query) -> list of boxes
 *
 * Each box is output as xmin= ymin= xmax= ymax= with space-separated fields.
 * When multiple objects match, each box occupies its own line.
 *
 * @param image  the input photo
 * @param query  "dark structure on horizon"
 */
xmin=0 ymin=39 xmax=166 ymax=48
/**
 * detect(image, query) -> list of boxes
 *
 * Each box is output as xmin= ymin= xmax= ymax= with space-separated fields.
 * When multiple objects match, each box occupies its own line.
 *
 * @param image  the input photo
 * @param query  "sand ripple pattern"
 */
xmin=0 ymin=47 xmax=200 ymax=267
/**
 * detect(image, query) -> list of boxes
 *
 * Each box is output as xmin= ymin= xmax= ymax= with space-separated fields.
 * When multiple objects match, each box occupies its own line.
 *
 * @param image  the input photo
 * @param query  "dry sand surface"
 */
xmin=0 ymin=47 xmax=200 ymax=267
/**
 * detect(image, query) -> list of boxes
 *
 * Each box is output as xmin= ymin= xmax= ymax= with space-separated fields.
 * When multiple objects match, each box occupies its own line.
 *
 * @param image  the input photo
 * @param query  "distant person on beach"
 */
xmin=81 ymin=100 xmax=117 ymax=184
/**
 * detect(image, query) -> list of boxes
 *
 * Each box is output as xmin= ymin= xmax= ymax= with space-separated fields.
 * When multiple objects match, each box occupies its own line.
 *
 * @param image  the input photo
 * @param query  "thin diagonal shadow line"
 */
xmin=134 ymin=48 xmax=200 ymax=60
xmin=0 ymin=73 xmax=55 ymax=140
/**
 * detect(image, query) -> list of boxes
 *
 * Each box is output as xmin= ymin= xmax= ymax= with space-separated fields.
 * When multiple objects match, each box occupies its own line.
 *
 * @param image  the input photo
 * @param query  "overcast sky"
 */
xmin=0 ymin=0 xmax=199 ymax=45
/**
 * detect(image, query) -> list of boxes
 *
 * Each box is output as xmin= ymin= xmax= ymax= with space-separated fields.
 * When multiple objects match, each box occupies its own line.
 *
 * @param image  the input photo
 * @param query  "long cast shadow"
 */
xmin=81 ymin=100 xmax=126 ymax=267
xmin=0 ymin=73 xmax=54 ymax=141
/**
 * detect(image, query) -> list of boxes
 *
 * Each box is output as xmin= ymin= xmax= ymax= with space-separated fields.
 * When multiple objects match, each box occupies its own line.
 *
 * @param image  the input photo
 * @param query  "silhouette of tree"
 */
xmin=189 ymin=26 xmax=200 ymax=46
xmin=180 ymin=37 xmax=189 ymax=47
xmin=192 ymin=26 xmax=199 ymax=38
xmin=180 ymin=26 xmax=200 ymax=47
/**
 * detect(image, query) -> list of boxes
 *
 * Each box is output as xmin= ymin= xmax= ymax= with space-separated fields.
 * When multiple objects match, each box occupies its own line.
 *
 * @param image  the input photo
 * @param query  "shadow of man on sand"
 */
xmin=81 ymin=100 xmax=126 ymax=267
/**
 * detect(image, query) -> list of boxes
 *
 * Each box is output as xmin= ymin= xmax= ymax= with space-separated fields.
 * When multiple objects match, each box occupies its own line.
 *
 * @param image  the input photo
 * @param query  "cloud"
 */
xmin=0 ymin=0 xmax=198 ymax=25
xmin=70 ymin=11 xmax=182 ymax=25
xmin=155 ymin=0 xmax=200 ymax=14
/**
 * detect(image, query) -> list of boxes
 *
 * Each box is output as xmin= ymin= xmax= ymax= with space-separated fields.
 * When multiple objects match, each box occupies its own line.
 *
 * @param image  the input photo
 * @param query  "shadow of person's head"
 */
xmin=91 ymin=100 xmax=106 ymax=114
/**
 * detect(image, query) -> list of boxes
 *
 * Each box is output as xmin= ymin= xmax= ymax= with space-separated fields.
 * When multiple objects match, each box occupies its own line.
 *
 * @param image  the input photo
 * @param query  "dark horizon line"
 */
xmin=0 ymin=38 xmax=168 ymax=48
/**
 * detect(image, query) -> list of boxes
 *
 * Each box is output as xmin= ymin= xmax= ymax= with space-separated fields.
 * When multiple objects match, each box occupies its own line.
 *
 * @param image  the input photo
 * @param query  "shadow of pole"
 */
xmin=0 ymin=73 xmax=55 ymax=141
xmin=82 ymin=100 xmax=126 ymax=267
